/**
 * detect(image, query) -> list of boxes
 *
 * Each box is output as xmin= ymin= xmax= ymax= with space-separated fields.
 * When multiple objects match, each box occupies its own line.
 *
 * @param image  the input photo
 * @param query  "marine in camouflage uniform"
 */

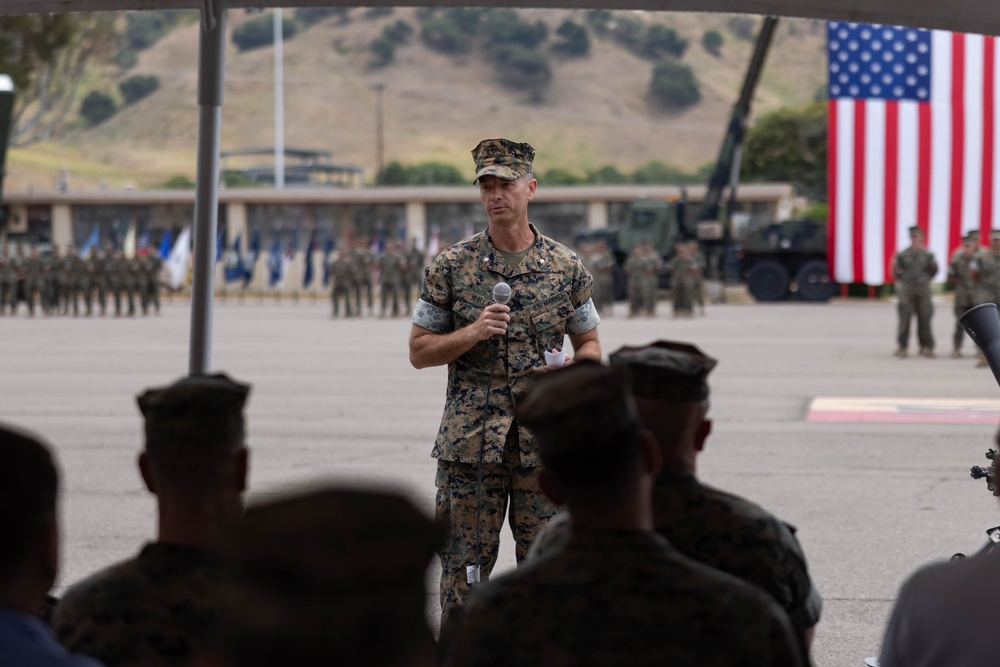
xmin=52 ymin=373 xmax=252 ymax=667
xmin=405 ymin=239 xmax=425 ymax=314
xmin=529 ymin=341 xmax=822 ymax=657
xmin=22 ymin=246 xmax=43 ymax=317
xmin=327 ymin=250 xmax=354 ymax=317
xmin=591 ymin=239 xmax=616 ymax=316
xmin=377 ymin=240 xmax=406 ymax=317
xmin=669 ymin=242 xmax=698 ymax=317
xmin=948 ymin=235 xmax=982 ymax=356
xmin=141 ymin=253 xmax=162 ymax=316
xmin=89 ymin=248 xmax=110 ymax=316
xmin=892 ymin=226 xmax=938 ymax=358
xmin=215 ymin=489 xmax=444 ymax=667
xmin=444 ymin=362 xmax=803 ymax=667
xmin=410 ymin=138 xmax=601 ymax=628
xmin=348 ymin=240 xmax=374 ymax=316
xmin=64 ymin=247 xmax=90 ymax=317
xmin=624 ymin=241 xmax=662 ymax=317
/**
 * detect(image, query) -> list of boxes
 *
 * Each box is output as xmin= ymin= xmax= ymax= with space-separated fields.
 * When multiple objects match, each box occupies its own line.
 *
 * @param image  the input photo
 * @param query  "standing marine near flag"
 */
xmin=947 ymin=234 xmax=981 ymax=357
xmin=405 ymin=238 xmax=424 ymax=313
xmin=89 ymin=247 xmax=109 ymax=316
xmin=408 ymin=138 xmax=601 ymax=628
xmin=892 ymin=226 xmax=938 ymax=359
xmin=22 ymin=246 xmax=42 ymax=317
xmin=141 ymin=252 xmax=162 ymax=316
xmin=327 ymin=250 xmax=354 ymax=318
xmin=377 ymin=240 xmax=406 ymax=318
xmin=348 ymin=239 xmax=375 ymax=317
xmin=65 ymin=246 xmax=89 ymax=317
xmin=625 ymin=241 xmax=662 ymax=318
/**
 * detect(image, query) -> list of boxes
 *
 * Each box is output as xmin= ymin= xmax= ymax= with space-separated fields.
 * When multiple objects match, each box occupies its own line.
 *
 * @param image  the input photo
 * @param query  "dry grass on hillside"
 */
xmin=5 ymin=9 xmax=826 ymax=192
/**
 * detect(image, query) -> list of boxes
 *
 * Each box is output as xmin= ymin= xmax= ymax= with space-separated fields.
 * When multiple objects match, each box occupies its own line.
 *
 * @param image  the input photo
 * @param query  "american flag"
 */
xmin=828 ymin=22 xmax=1000 ymax=285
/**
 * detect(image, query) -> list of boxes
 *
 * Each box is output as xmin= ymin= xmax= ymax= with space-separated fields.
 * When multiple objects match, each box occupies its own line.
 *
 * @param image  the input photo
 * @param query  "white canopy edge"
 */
xmin=2 ymin=0 xmax=999 ymax=37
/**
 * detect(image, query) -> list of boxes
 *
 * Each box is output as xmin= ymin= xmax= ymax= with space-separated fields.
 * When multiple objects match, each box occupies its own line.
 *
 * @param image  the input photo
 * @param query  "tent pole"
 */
xmin=189 ymin=0 xmax=226 ymax=376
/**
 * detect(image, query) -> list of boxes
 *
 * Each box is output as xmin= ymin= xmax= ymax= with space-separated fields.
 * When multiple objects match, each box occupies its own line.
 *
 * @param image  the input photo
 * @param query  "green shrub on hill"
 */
xmin=80 ymin=91 xmax=117 ymax=126
xmin=609 ymin=15 xmax=644 ymax=50
xmin=232 ymin=15 xmax=298 ymax=52
xmin=125 ymin=10 xmax=192 ymax=51
xmin=119 ymin=75 xmax=160 ymax=105
xmin=421 ymin=16 xmax=472 ymax=54
xmin=632 ymin=160 xmax=700 ymax=184
xmin=295 ymin=8 xmax=351 ymax=27
xmin=370 ymin=37 xmax=395 ymax=68
xmin=541 ymin=168 xmax=584 ymax=185
xmin=552 ymin=20 xmax=590 ymax=57
xmin=160 ymin=175 xmax=195 ymax=189
xmin=727 ymin=16 xmax=758 ymax=42
xmin=383 ymin=20 xmax=414 ymax=44
xmin=642 ymin=24 xmax=687 ymax=59
xmin=377 ymin=161 xmax=464 ymax=185
xmin=493 ymin=46 xmax=552 ymax=97
xmin=702 ymin=29 xmax=724 ymax=56
xmin=586 ymin=9 xmax=612 ymax=35
xmin=482 ymin=9 xmax=548 ymax=50
xmin=364 ymin=7 xmax=394 ymax=20
xmin=586 ymin=165 xmax=629 ymax=184
xmin=649 ymin=60 xmax=701 ymax=111
xmin=442 ymin=8 xmax=486 ymax=34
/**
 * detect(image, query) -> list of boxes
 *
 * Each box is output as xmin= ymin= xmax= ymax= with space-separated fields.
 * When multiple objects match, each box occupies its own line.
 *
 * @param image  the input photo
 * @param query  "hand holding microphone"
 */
xmin=474 ymin=282 xmax=512 ymax=340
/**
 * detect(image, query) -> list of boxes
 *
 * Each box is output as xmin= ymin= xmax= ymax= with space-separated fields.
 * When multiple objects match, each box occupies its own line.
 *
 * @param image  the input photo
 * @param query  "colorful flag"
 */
xmin=828 ymin=22 xmax=1000 ymax=285
xmin=166 ymin=226 xmax=192 ymax=290
xmin=303 ymin=229 xmax=318 ymax=288
xmin=78 ymin=226 xmax=100 ymax=259
xmin=137 ymin=231 xmax=151 ymax=257
xmin=123 ymin=223 xmax=136 ymax=259
xmin=224 ymin=234 xmax=243 ymax=283
xmin=243 ymin=231 xmax=261 ymax=286
xmin=158 ymin=229 xmax=173 ymax=260
xmin=322 ymin=237 xmax=335 ymax=287
xmin=267 ymin=237 xmax=284 ymax=288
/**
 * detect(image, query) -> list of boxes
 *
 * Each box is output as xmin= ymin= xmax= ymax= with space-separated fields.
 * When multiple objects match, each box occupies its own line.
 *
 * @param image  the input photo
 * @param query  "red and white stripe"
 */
xmin=829 ymin=32 xmax=1000 ymax=284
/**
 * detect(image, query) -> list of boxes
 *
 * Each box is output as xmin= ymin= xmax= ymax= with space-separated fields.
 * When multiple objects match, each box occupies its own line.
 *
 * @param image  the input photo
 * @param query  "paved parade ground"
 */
xmin=3 ymin=293 xmax=1000 ymax=666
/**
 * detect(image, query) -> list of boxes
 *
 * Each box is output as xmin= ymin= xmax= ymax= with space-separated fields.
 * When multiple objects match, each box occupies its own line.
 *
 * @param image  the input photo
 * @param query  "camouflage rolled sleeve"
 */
xmin=566 ymin=251 xmax=599 ymax=335
xmin=413 ymin=259 xmax=454 ymax=334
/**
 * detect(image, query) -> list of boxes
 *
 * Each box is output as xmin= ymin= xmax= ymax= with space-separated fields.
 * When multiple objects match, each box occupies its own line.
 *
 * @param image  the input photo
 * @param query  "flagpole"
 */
xmin=190 ymin=0 xmax=226 ymax=375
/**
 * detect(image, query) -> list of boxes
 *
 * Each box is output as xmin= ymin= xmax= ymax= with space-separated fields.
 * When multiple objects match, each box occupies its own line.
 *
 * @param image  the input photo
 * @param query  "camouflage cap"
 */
xmin=609 ymin=341 xmax=717 ymax=402
xmin=516 ymin=361 xmax=639 ymax=459
xmin=137 ymin=373 xmax=251 ymax=447
xmin=472 ymin=138 xmax=535 ymax=182
xmin=908 ymin=225 xmax=925 ymax=237
xmin=221 ymin=488 xmax=444 ymax=666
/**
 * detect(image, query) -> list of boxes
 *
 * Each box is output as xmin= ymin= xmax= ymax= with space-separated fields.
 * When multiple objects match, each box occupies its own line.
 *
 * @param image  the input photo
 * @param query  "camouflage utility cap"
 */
xmin=137 ymin=373 xmax=251 ymax=447
xmin=610 ymin=341 xmax=717 ymax=402
xmin=517 ymin=361 xmax=638 ymax=456
xmin=908 ymin=226 xmax=924 ymax=237
xmin=472 ymin=138 xmax=535 ymax=182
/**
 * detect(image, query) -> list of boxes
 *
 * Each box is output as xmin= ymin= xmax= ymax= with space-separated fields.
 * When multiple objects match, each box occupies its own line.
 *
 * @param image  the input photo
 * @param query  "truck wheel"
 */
xmin=746 ymin=260 xmax=790 ymax=301
xmin=795 ymin=259 xmax=836 ymax=302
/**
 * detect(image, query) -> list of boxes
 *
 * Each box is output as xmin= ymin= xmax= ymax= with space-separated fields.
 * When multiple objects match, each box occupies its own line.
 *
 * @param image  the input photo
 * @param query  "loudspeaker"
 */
xmin=960 ymin=303 xmax=1000 ymax=385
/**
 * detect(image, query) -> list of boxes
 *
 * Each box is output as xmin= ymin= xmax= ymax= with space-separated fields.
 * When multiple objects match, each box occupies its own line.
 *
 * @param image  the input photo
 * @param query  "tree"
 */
xmin=420 ymin=16 xmax=472 ymax=54
xmin=232 ymin=15 xmax=298 ymax=52
xmin=631 ymin=160 xmax=698 ymax=184
xmin=494 ymin=47 xmax=552 ymax=98
xmin=727 ymin=16 xmax=758 ymax=42
xmin=642 ymin=24 xmax=687 ymax=59
xmin=295 ymin=8 xmax=351 ymax=27
xmin=383 ymin=20 xmax=414 ymax=44
xmin=649 ymin=60 xmax=701 ymax=111
xmin=370 ymin=37 xmax=395 ymax=68
xmin=80 ymin=91 xmax=117 ymax=126
xmin=702 ymin=29 xmax=724 ymax=56
xmin=586 ymin=165 xmax=629 ymax=184
xmin=3 ymin=13 xmax=119 ymax=147
xmin=119 ymin=75 xmax=160 ymax=105
xmin=742 ymin=102 xmax=827 ymax=193
xmin=586 ymin=9 xmax=613 ymax=35
xmin=541 ymin=168 xmax=584 ymax=185
xmin=552 ymin=20 xmax=590 ymax=57
xmin=482 ymin=9 xmax=548 ymax=50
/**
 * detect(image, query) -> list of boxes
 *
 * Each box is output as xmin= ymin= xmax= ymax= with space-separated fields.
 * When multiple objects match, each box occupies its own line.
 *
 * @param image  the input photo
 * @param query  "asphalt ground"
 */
xmin=2 ymin=293 xmax=999 ymax=667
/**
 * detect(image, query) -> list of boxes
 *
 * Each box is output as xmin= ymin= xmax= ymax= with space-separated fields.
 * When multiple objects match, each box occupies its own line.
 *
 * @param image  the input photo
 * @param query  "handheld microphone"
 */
xmin=493 ymin=281 xmax=511 ymax=305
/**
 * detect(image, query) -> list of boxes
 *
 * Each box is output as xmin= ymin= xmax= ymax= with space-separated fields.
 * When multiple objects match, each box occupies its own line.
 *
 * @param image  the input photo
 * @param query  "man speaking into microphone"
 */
xmin=409 ymin=138 xmax=601 ymax=626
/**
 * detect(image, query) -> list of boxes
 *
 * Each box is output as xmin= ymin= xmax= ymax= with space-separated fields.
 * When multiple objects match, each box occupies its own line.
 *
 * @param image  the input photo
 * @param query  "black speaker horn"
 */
xmin=960 ymin=303 xmax=1000 ymax=386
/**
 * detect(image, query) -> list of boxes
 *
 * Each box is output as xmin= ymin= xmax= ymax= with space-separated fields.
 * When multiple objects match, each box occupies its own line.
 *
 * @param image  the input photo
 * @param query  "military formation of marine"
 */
xmin=326 ymin=238 xmax=425 ymax=319
xmin=578 ymin=237 xmax=706 ymax=318
xmin=0 ymin=241 xmax=162 ymax=318
xmin=946 ymin=229 xmax=1000 ymax=363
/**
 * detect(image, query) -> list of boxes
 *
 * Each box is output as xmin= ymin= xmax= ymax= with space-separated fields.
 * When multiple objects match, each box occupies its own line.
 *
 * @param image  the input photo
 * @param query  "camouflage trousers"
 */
xmin=331 ymin=285 xmax=353 ymax=317
xmin=630 ymin=278 xmax=656 ymax=316
xmin=953 ymin=298 xmax=977 ymax=350
xmin=897 ymin=291 xmax=934 ymax=350
xmin=434 ymin=437 xmax=556 ymax=629
xmin=673 ymin=278 xmax=695 ymax=316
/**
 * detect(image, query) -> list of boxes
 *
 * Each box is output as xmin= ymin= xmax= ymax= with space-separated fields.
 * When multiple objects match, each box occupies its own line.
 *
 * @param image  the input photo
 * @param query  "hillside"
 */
xmin=5 ymin=9 xmax=828 ymax=191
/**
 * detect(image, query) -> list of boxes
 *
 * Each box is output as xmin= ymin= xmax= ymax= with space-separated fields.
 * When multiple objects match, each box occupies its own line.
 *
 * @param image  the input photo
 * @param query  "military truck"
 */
xmin=738 ymin=219 xmax=835 ymax=302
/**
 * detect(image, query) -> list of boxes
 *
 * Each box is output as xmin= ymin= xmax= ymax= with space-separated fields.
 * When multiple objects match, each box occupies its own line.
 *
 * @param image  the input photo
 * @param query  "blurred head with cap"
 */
xmin=609 ymin=341 xmax=717 ymax=474
xmin=136 ymin=373 xmax=251 ymax=547
xmin=472 ymin=138 xmax=537 ymax=231
xmin=208 ymin=487 xmax=444 ymax=667
xmin=516 ymin=361 xmax=661 ymax=529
